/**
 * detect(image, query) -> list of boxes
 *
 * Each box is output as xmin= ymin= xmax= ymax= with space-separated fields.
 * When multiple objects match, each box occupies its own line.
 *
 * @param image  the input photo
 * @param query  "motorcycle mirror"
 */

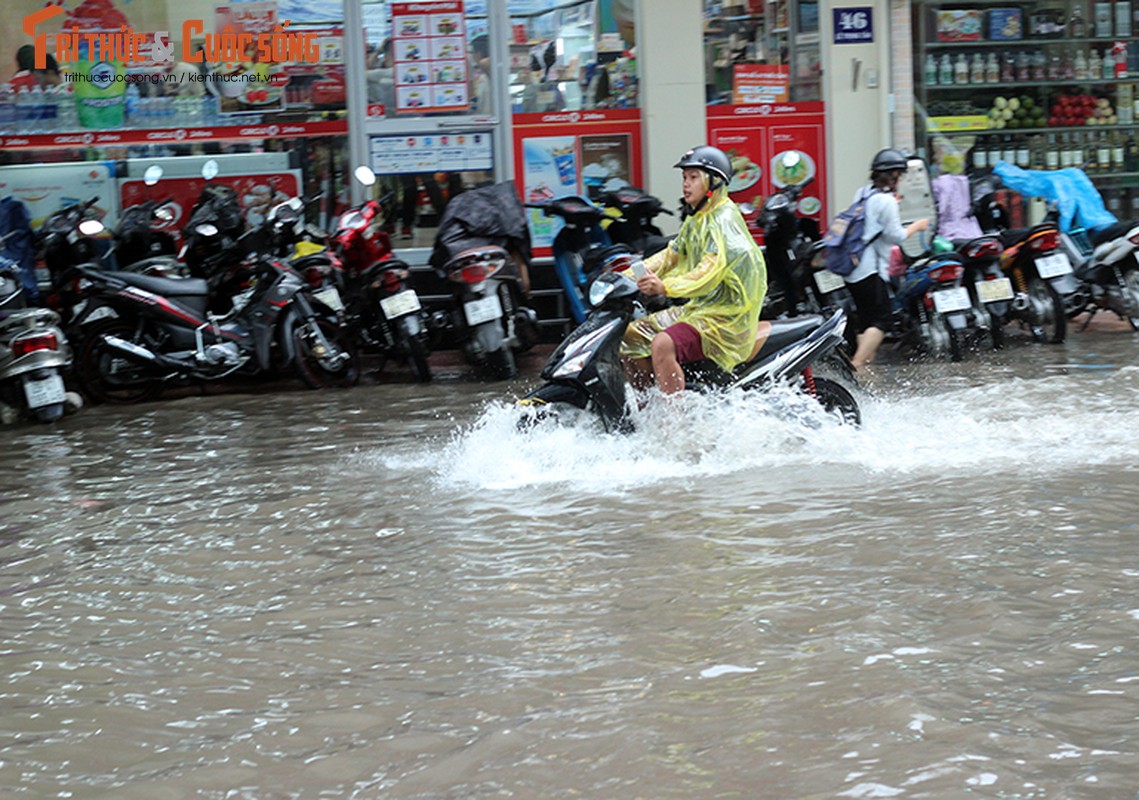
xmin=288 ymin=197 xmax=304 ymax=211
xmin=354 ymin=166 xmax=377 ymax=187
xmin=143 ymin=165 xmax=164 ymax=186
xmin=78 ymin=219 xmax=105 ymax=236
xmin=201 ymin=159 xmax=220 ymax=181
xmin=154 ymin=206 xmax=175 ymax=223
xmin=196 ymin=223 xmax=219 ymax=237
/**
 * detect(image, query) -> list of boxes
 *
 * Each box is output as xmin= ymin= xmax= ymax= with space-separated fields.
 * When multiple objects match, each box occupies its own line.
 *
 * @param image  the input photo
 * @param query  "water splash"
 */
xmin=367 ymin=366 xmax=1139 ymax=492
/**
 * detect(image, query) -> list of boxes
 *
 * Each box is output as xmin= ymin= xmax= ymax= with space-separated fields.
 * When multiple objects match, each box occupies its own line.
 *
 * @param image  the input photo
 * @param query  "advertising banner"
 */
xmin=391 ymin=1 xmax=469 ymax=114
xmin=732 ymin=65 xmax=790 ymax=105
xmin=707 ymin=103 xmax=828 ymax=244
xmin=511 ymin=108 xmax=643 ymax=252
xmin=369 ymin=132 xmax=493 ymax=174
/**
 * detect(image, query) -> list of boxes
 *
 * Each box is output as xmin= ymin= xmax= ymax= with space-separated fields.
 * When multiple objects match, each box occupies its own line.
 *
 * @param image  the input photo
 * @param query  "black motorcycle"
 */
xmin=68 ymin=223 xmax=359 ymax=404
xmin=430 ymin=182 xmax=539 ymax=380
xmin=756 ymin=175 xmax=820 ymax=318
xmin=518 ymin=254 xmax=860 ymax=434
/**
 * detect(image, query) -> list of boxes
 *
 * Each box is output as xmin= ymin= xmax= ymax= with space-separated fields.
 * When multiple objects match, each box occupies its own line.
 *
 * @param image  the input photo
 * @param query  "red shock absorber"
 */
xmin=802 ymin=366 xmax=817 ymax=397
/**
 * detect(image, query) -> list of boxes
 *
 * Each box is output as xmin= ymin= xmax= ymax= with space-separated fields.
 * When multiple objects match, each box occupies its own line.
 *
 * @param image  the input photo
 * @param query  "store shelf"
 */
xmin=927 ymin=78 xmax=1136 ymax=90
xmin=922 ymin=37 xmax=1130 ymax=48
xmin=932 ymin=123 xmax=1138 ymax=137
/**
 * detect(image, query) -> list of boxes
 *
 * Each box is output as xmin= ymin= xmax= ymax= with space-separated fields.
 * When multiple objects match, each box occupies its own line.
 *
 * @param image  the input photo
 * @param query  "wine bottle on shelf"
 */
xmin=1002 ymin=53 xmax=1016 ymax=83
xmin=1002 ymin=134 xmax=1017 ymax=165
xmin=955 ymin=54 xmax=969 ymax=85
xmin=1032 ymin=51 xmax=1047 ymax=82
xmin=1086 ymin=133 xmax=1101 ymax=172
xmin=1111 ymin=131 xmax=1125 ymax=171
xmin=1093 ymin=133 xmax=1111 ymax=174
xmin=1060 ymin=132 xmax=1074 ymax=168
xmin=1016 ymin=135 xmax=1031 ymax=168
xmin=971 ymin=53 xmax=985 ymax=84
xmin=988 ymin=135 xmax=1003 ymax=169
xmin=1069 ymin=3 xmax=1088 ymax=37
xmin=1046 ymin=133 xmax=1061 ymax=170
xmin=1125 ymin=131 xmax=1139 ymax=171
xmin=939 ymin=54 xmax=954 ymax=85
xmin=971 ymin=136 xmax=989 ymax=172
xmin=1048 ymin=52 xmax=1062 ymax=81
xmin=1063 ymin=50 xmax=1076 ymax=80
xmin=1076 ymin=49 xmax=1090 ymax=80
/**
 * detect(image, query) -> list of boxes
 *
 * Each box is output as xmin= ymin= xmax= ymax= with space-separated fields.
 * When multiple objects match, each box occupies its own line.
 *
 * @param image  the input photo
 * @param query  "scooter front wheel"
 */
xmin=1122 ymin=268 xmax=1139 ymax=331
xmin=516 ymin=383 xmax=588 ymax=431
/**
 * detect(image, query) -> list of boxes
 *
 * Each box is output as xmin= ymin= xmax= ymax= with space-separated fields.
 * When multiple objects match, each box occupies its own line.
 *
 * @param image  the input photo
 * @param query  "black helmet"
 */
xmin=871 ymin=148 xmax=908 ymax=174
xmin=674 ymin=145 xmax=732 ymax=185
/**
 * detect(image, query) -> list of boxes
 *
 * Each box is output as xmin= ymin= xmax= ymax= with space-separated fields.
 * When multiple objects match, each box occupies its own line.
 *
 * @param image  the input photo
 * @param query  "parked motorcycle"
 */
xmin=597 ymin=184 xmax=673 ymax=258
xmin=891 ymin=240 xmax=985 ymax=362
xmin=38 ymin=196 xmax=107 ymax=322
xmin=956 ymin=233 xmax=1012 ymax=350
xmin=329 ymin=167 xmax=433 ymax=381
xmin=756 ymin=166 xmax=819 ymax=317
xmin=0 ymin=238 xmax=80 ymax=424
xmin=430 ymin=181 xmax=539 ymax=380
xmin=517 ymin=254 xmax=860 ymax=434
xmin=67 ymin=217 xmax=359 ymax=404
xmin=1061 ymin=222 xmax=1139 ymax=330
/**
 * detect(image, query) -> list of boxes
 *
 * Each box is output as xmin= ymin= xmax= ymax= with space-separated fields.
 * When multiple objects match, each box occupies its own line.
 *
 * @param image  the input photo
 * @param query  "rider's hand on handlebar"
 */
xmin=637 ymin=268 xmax=667 ymax=297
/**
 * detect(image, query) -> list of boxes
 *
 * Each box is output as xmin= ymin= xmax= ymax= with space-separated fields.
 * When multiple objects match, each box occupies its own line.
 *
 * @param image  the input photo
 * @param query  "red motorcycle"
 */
xmin=327 ymin=168 xmax=432 ymax=381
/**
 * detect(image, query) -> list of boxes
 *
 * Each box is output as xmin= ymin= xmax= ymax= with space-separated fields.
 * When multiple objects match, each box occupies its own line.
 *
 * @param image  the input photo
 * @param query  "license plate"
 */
xmin=1036 ymin=252 xmax=1073 ymax=279
xmin=24 ymin=373 xmax=65 ymax=408
xmin=464 ymin=294 xmax=503 ymax=327
xmin=313 ymin=286 xmax=345 ymax=312
xmin=975 ymin=277 xmax=1014 ymax=303
xmin=932 ymin=286 xmax=971 ymax=314
xmin=814 ymin=269 xmax=845 ymax=295
xmin=380 ymin=289 xmax=422 ymax=319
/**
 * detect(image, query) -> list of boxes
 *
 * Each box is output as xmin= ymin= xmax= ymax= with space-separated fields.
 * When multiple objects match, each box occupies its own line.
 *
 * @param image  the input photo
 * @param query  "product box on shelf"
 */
xmin=936 ymin=9 xmax=983 ymax=42
xmin=988 ymin=8 xmax=1024 ymax=40
xmin=1028 ymin=8 xmax=1066 ymax=37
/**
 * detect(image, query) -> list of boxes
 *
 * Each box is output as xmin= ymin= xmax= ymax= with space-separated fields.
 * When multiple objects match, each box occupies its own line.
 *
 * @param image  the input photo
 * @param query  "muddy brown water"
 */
xmin=3 ymin=327 xmax=1139 ymax=798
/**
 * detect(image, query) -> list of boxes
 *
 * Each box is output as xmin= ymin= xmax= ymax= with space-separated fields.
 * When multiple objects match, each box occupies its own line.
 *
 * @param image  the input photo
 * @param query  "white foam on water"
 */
xmin=370 ymin=366 xmax=1139 ymax=492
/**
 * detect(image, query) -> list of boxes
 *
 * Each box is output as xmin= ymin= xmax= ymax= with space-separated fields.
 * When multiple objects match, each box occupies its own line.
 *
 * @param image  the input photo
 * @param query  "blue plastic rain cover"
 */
xmin=992 ymin=162 xmax=1117 ymax=233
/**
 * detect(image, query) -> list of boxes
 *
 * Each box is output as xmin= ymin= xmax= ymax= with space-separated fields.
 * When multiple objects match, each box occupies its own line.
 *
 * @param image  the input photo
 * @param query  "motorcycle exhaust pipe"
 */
xmin=1011 ymin=292 xmax=1031 ymax=312
xmin=102 ymin=334 xmax=185 ymax=372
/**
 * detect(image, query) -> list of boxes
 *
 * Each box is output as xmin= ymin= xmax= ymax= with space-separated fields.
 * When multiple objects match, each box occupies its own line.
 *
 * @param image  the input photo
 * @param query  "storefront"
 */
xmin=2 ymin=0 xmax=838 ymax=272
xmin=912 ymin=0 xmax=1139 ymax=223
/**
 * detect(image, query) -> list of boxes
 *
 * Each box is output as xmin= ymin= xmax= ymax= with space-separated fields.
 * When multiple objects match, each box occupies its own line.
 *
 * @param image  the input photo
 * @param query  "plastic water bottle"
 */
xmin=57 ymin=85 xmax=77 ymax=130
xmin=0 ymin=84 xmax=14 ymax=134
xmin=125 ymin=84 xmax=140 ymax=125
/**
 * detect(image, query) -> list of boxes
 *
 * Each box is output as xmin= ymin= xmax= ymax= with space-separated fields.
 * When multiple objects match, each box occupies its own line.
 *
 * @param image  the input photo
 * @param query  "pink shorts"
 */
xmin=663 ymin=322 xmax=706 ymax=364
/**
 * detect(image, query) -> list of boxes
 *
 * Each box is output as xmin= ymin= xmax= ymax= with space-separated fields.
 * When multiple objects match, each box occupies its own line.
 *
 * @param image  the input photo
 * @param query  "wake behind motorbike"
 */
xmin=430 ymin=182 xmax=539 ymax=380
xmin=0 ymin=238 xmax=80 ymax=424
xmin=517 ymin=255 xmax=860 ymax=434
xmin=67 ymin=216 xmax=359 ymax=404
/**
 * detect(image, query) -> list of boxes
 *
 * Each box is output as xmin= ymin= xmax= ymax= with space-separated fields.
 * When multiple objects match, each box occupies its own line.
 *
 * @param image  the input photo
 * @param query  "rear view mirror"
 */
xmin=354 ymin=166 xmax=377 ymax=187
xmin=202 ymin=159 xmax=219 ymax=181
xmin=143 ymin=165 xmax=164 ymax=186
xmin=78 ymin=219 xmax=105 ymax=236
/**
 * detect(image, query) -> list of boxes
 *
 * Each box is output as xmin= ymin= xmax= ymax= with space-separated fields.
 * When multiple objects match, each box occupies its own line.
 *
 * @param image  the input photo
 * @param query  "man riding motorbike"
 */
xmin=620 ymin=145 xmax=767 ymax=394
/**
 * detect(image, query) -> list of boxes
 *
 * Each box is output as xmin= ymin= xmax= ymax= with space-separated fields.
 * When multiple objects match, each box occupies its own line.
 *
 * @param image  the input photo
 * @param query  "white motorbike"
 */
xmin=1061 ymin=222 xmax=1139 ymax=330
xmin=0 ymin=241 xmax=81 ymax=424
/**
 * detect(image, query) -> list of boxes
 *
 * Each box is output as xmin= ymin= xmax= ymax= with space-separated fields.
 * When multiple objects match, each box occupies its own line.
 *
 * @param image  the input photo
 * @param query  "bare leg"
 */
xmin=851 ymin=325 xmax=885 ymax=370
xmin=623 ymin=356 xmax=654 ymax=391
xmin=650 ymin=332 xmax=685 ymax=394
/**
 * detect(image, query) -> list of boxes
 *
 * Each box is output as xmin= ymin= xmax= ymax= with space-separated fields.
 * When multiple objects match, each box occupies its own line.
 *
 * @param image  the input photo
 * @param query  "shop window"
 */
xmin=704 ymin=0 xmax=820 ymax=105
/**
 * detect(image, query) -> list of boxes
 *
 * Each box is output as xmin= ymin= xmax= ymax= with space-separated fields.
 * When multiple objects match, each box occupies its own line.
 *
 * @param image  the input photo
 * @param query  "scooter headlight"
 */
xmin=588 ymin=279 xmax=617 ymax=307
xmin=552 ymin=352 xmax=590 ymax=378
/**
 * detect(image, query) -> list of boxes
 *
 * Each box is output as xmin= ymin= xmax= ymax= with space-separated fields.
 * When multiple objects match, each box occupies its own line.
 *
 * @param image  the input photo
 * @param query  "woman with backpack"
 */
xmin=846 ymin=148 xmax=929 ymax=370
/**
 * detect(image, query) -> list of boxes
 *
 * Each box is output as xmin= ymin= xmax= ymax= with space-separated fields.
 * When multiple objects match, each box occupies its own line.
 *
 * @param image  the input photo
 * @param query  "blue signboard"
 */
xmin=834 ymin=7 xmax=874 ymax=44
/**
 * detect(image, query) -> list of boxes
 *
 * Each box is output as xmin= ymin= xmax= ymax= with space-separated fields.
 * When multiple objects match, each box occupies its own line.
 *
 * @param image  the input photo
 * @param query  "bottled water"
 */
xmin=0 ymin=84 xmax=14 ymax=134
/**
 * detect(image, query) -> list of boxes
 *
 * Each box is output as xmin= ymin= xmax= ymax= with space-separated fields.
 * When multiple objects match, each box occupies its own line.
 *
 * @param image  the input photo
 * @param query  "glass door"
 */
xmin=347 ymin=0 xmax=511 ymax=250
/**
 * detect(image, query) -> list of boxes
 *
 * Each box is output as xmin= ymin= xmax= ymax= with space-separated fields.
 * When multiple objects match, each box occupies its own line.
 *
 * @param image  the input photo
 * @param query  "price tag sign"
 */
xmin=833 ymin=7 xmax=874 ymax=44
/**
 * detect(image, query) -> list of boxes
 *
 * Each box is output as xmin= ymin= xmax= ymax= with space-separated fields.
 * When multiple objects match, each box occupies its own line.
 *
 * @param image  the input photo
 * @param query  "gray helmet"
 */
xmin=674 ymin=145 xmax=732 ymax=185
xmin=871 ymin=148 xmax=908 ymax=174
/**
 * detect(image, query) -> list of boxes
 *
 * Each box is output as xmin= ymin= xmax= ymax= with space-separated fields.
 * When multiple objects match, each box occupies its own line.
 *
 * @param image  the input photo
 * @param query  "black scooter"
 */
xmin=518 ymin=256 xmax=860 ymax=434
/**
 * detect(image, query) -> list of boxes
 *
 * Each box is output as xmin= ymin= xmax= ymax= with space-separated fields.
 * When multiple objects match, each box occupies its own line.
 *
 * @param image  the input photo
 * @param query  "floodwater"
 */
xmin=3 ymin=327 xmax=1139 ymax=799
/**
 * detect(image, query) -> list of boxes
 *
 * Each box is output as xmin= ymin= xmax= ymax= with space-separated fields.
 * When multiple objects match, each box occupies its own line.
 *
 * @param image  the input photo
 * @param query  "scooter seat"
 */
xmin=1090 ymin=220 xmax=1136 ymax=246
xmin=109 ymin=271 xmax=209 ymax=300
xmin=752 ymin=315 xmax=824 ymax=361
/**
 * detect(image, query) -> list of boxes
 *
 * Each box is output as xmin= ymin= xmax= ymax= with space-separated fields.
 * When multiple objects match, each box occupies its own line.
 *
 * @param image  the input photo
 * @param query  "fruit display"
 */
xmin=986 ymin=95 xmax=1046 ymax=129
xmin=1048 ymin=93 xmax=1117 ymax=126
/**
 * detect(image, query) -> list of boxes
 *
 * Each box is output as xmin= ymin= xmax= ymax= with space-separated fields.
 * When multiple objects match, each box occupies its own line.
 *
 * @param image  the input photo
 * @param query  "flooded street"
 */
xmin=3 ymin=328 xmax=1139 ymax=799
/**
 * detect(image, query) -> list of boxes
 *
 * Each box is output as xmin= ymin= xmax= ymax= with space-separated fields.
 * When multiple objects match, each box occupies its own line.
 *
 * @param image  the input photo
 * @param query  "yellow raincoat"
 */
xmin=621 ymin=188 xmax=767 ymax=372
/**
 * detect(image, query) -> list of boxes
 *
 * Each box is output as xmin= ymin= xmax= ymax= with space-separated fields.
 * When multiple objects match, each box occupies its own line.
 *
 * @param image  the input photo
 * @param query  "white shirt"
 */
xmin=845 ymin=186 xmax=907 ymax=284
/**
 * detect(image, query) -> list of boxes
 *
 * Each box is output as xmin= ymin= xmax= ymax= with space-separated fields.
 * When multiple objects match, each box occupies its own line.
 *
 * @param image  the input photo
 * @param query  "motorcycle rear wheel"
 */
xmin=396 ymin=316 xmax=432 ymax=382
xmin=76 ymin=319 xmax=163 ymax=405
xmin=1027 ymin=277 xmax=1067 ymax=343
xmin=292 ymin=317 xmax=360 ymax=389
xmin=1123 ymin=268 xmax=1139 ymax=331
